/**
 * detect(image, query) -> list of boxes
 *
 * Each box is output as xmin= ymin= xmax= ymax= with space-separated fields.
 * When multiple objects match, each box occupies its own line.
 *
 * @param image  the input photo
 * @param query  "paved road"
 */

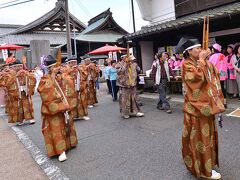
xmin=8 ymin=92 xmax=240 ymax=180
xmin=0 ymin=114 xmax=47 ymax=180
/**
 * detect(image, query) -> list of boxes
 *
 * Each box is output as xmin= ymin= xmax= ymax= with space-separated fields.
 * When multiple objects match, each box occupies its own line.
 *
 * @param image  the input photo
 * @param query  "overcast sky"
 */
xmin=0 ymin=0 xmax=148 ymax=33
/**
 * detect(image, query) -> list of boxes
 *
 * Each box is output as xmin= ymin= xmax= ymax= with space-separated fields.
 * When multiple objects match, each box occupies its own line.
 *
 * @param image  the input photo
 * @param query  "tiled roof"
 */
xmin=9 ymin=1 xmax=86 ymax=34
xmin=0 ymin=31 xmax=68 ymax=45
xmin=75 ymin=31 xmax=124 ymax=43
xmin=80 ymin=8 xmax=128 ymax=35
xmin=126 ymin=2 xmax=240 ymax=39
xmin=76 ymin=9 xmax=127 ymax=43
xmin=0 ymin=24 xmax=22 ymax=36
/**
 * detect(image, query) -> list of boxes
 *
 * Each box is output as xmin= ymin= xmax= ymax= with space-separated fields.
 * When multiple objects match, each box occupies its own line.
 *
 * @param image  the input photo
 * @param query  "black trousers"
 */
xmin=220 ymin=80 xmax=226 ymax=98
xmin=110 ymin=80 xmax=118 ymax=100
xmin=106 ymin=79 xmax=112 ymax=94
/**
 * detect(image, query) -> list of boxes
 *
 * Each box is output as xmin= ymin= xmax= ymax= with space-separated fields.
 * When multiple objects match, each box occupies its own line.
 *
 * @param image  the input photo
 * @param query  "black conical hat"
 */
xmin=44 ymin=55 xmax=56 ymax=66
xmin=65 ymin=57 xmax=77 ymax=64
xmin=176 ymin=36 xmax=201 ymax=54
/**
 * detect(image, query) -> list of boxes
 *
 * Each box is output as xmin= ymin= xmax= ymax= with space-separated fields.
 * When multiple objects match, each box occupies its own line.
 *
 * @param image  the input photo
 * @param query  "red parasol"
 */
xmin=0 ymin=44 xmax=25 ymax=50
xmin=88 ymin=44 xmax=126 ymax=54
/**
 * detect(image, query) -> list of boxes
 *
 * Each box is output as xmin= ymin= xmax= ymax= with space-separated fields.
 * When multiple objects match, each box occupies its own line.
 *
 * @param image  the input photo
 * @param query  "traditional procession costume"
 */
xmin=0 ymin=60 xmax=36 ymax=125
xmin=85 ymin=58 xmax=99 ymax=108
xmin=65 ymin=58 xmax=90 ymax=121
xmin=38 ymin=55 xmax=78 ymax=162
xmin=116 ymin=55 xmax=144 ymax=119
xmin=177 ymin=37 xmax=225 ymax=180
xmin=0 ymin=65 xmax=11 ymax=114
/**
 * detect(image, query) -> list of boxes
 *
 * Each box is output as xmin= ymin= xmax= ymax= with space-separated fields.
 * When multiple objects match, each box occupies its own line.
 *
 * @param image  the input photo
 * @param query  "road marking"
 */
xmin=11 ymin=126 xmax=69 ymax=180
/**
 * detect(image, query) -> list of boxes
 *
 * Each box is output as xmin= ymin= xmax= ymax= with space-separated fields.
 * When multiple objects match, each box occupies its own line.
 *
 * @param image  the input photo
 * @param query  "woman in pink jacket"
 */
xmin=226 ymin=44 xmax=238 ymax=98
xmin=209 ymin=43 xmax=227 ymax=107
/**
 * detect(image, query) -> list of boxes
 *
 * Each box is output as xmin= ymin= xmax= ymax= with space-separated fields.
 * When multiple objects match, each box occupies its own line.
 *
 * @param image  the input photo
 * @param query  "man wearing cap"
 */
xmin=178 ymin=37 xmax=225 ymax=179
xmin=209 ymin=43 xmax=227 ymax=107
xmin=3 ymin=59 xmax=36 ymax=125
xmin=38 ymin=55 xmax=78 ymax=162
xmin=116 ymin=54 xmax=144 ymax=119
xmin=151 ymin=52 xmax=176 ymax=113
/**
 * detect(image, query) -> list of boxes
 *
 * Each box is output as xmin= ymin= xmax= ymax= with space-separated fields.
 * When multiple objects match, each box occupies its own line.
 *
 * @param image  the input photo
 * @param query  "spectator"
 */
xmin=151 ymin=52 xmax=177 ymax=113
xmin=209 ymin=43 xmax=228 ymax=107
xmin=109 ymin=60 xmax=118 ymax=101
xmin=6 ymin=53 xmax=16 ymax=64
xmin=103 ymin=59 xmax=112 ymax=94
xmin=226 ymin=44 xmax=238 ymax=98
xmin=232 ymin=44 xmax=240 ymax=101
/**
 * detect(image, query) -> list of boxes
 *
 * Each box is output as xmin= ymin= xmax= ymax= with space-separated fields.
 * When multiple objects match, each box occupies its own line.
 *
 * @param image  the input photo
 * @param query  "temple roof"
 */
xmin=0 ymin=24 xmax=22 ymax=36
xmin=0 ymin=31 xmax=69 ymax=46
xmin=8 ymin=0 xmax=86 ymax=34
xmin=0 ymin=0 xmax=86 ymax=45
xmin=75 ymin=9 xmax=128 ymax=43
xmin=0 ymin=3 xmax=128 ymax=45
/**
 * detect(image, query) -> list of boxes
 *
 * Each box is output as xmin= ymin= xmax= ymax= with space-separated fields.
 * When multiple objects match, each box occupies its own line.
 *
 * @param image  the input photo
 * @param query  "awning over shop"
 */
xmin=125 ymin=2 xmax=240 ymax=39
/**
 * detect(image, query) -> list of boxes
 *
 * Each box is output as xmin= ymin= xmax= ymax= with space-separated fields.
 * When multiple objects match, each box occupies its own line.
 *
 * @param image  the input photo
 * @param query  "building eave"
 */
xmin=125 ymin=2 xmax=240 ymax=39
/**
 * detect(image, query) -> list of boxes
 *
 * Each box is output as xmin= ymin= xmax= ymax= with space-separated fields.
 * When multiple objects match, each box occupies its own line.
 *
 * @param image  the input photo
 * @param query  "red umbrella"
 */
xmin=88 ymin=44 xmax=126 ymax=54
xmin=0 ymin=44 xmax=25 ymax=50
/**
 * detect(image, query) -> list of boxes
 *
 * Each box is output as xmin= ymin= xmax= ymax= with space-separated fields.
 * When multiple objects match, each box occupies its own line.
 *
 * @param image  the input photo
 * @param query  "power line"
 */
xmin=0 ymin=0 xmax=23 ymax=6
xmin=0 ymin=0 xmax=35 ymax=9
xmin=72 ymin=0 xmax=92 ymax=18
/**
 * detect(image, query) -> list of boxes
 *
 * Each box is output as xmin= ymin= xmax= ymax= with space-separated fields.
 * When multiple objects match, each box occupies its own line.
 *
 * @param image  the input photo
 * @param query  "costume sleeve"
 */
xmin=116 ymin=61 xmax=126 ymax=73
xmin=181 ymin=61 xmax=212 ymax=116
xmin=0 ymin=73 xmax=5 ymax=87
xmin=38 ymin=76 xmax=70 ymax=115
xmin=28 ymin=73 xmax=37 ymax=95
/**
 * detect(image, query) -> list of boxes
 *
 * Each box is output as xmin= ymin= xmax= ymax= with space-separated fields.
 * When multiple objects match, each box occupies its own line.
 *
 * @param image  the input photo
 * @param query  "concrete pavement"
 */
xmin=139 ymin=92 xmax=240 ymax=111
xmin=1 ymin=83 xmax=240 ymax=180
xmin=0 ymin=115 xmax=47 ymax=180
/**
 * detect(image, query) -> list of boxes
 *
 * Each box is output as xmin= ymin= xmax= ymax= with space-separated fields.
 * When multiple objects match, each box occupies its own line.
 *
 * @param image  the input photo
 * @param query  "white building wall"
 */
xmin=136 ymin=0 xmax=175 ymax=24
xmin=139 ymin=41 xmax=154 ymax=72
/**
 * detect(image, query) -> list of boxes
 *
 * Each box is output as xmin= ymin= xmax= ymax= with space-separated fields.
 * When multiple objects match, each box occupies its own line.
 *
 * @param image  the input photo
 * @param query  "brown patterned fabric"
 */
xmin=181 ymin=59 xmax=225 ymax=177
xmin=119 ymin=86 xmax=141 ymax=116
xmin=0 ymin=71 xmax=8 ymax=114
xmin=77 ymin=64 xmax=89 ymax=116
xmin=41 ymin=111 xmax=77 ymax=157
xmin=116 ymin=61 xmax=138 ymax=88
xmin=3 ymin=70 xmax=36 ymax=123
xmin=87 ymin=63 xmax=98 ymax=105
xmin=38 ymin=73 xmax=78 ymax=157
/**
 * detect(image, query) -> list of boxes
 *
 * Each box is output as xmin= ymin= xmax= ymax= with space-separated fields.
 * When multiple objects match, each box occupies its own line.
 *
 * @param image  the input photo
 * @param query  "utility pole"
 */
xmin=65 ymin=0 xmax=72 ymax=58
xmin=131 ymin=0 xmax=136 ymax=33
xmin=73 ymin=24 xmax=77 ymax=58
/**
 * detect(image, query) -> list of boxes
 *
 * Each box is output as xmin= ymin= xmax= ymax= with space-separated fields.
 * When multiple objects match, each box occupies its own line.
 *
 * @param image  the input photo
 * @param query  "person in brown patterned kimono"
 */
xmin=3 ymin=60 xmax=36 ymax=125
xmin=38 ymin=55 xmax=78 ymax=162
xmin=116 ymin=55 xmax=144 ymax=119
xmin=66 ymin=58 xmax=90 ymax=120
xmin=0 ymin=65 xmax=10 ymax=113
xmin=177 ymin=37 xmax=225 ymax=179
xmin=85 ymin=58 xmax=99 ymax=108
